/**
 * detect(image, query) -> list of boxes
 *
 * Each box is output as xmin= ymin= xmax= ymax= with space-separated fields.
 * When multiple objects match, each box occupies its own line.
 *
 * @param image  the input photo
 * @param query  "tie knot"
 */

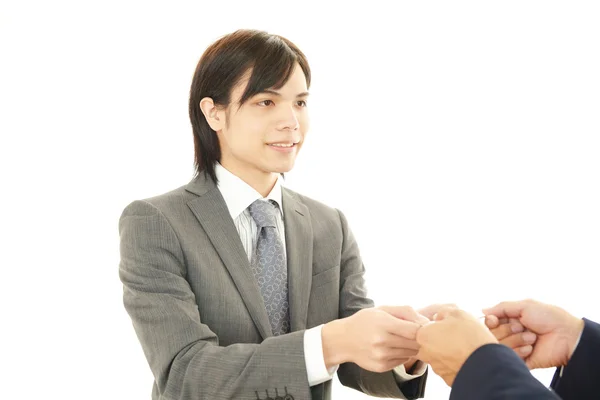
xmin=248 ymin=199 xmax=279 ymax=228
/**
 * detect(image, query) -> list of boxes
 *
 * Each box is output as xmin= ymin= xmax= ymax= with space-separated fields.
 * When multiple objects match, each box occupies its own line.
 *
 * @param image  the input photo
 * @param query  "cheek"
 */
xmin=299 ymin=117 xmax=309 ymax=145
xmin=226 ymin=120 xmax=263 ymax=150
xmin=299 ymin=112 xmax=310 ymax=132
xmin=228 ymin=133 xmax=267 ymax=161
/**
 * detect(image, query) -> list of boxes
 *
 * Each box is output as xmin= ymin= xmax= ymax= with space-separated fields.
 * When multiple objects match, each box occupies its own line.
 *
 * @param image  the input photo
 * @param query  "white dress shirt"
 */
xmin=214 ymin=163 xmax=426 ymax=386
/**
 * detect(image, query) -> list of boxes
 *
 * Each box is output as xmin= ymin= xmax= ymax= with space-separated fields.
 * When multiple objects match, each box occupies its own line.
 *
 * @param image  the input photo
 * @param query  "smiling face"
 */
xmin=201 ymin=63 xmax=310 ymax=190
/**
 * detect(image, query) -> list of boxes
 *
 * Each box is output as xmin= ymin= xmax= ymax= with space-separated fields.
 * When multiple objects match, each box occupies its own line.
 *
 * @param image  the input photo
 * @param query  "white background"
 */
xmin=1 ymin=1 xmax=599 ymax=399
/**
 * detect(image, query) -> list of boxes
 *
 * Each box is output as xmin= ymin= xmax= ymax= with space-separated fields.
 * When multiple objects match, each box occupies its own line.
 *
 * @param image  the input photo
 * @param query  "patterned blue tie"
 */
xmin=248 ymin=199 xmax=290 ymax=336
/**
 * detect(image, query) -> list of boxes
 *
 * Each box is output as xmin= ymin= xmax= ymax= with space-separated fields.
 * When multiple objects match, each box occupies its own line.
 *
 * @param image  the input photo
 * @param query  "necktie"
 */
xmin=248 ymin=199 xmax=290 ymax=336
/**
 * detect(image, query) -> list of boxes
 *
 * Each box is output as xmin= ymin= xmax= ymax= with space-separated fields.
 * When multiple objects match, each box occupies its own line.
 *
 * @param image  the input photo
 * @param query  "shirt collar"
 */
xmin=215 ymin=163 xmax=284 ymax=220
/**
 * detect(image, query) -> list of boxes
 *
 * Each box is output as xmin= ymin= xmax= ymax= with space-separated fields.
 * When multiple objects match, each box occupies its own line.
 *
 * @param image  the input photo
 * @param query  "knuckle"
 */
xmin=372 ymin=334 xmax=386 ymax=347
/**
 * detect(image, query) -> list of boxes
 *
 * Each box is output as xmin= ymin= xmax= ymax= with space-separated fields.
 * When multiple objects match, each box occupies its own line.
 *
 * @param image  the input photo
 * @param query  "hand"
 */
xmin=322 ymin=306 xmax=428 ymax=373
xmin=419 ymin=303 xmax=536 ymax=360
xmin=484 ymin=316 xmax=536 ymax=360
xmin=380 ymin=305 xmax=430 ymax=372
xmin=483 ymin=299 xmax=584 ymax=369
xmin=416 ymin=307 xmax=498 ymax=386
xmin=402 ymin=303 xmax=459 ymax=374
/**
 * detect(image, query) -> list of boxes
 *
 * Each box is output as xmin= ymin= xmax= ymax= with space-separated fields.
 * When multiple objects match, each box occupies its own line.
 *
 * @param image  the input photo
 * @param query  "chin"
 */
xmin=267 ymin=162 xmax=295 ymax=174
xmin=271 ymin=166 xmax=294 ymax=174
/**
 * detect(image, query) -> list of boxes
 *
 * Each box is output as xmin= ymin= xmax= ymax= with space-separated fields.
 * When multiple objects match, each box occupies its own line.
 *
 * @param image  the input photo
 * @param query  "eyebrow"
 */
xmin=260 ymin=89 xmax=310 ymax=98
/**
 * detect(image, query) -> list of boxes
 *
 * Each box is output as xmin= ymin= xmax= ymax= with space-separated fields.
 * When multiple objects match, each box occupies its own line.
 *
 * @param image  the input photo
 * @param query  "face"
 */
xmin=203 ymin=63 xmax=310 ymax=186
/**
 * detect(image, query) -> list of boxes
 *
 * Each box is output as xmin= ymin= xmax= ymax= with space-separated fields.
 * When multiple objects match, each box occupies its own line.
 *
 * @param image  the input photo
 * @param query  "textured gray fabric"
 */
xmin=248 ymin=199 xmax=290 ymax=336
xmin=118 ymin=173 xmax=427 ymax=399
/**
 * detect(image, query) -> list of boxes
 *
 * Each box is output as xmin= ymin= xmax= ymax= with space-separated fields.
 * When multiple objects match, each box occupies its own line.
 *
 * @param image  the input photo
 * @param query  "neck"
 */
xmin=220 ymin=161 xmax=278 ymax=197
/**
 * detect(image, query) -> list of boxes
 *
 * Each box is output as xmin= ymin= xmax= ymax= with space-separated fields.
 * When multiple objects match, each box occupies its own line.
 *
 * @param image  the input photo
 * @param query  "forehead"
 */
xmin=231 ymin=63 xmax=308 ymax=102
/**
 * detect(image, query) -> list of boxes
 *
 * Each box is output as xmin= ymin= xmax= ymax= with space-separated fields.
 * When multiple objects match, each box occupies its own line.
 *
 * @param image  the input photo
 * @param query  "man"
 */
xmin=415 ymin=299 xmax=600 ymax=399
xmin=119 ymin=29 xmax=431 ymax=400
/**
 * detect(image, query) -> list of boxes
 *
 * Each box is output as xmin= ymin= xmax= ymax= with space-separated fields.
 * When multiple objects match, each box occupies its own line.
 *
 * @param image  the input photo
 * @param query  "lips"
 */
xmin=268 ymin=143 xmax=296 ymax=148
xmin=267 ymin=141 xmax=298 ymax=153
xmin=266 ymin=140 xmax=300 ymax=147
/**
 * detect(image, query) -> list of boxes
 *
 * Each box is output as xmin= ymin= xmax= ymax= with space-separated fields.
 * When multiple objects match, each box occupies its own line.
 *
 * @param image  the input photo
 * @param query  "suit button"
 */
xmin=282 ymin=387 xmax=294 ymax=400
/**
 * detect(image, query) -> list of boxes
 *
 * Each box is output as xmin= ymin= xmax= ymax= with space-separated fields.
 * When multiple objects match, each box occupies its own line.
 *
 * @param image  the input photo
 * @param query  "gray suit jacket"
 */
xmin=119 ymin=173 xmax=427 ymax=400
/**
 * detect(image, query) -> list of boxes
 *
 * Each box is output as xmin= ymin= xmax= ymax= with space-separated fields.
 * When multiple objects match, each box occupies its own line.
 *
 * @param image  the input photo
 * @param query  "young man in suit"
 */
xmin=415 ymin=299 xmax=599 ymax=400
xmin=119 ymin=29 xmax=431 ymax=400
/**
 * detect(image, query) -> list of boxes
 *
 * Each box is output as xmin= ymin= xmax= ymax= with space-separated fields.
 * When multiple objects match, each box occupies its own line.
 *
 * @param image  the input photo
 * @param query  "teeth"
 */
xmin=270 ymin=143 xmax=294 ymax=147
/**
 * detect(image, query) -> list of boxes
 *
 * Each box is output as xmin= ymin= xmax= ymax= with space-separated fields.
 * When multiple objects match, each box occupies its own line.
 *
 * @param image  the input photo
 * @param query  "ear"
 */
xmin=199 ymin=97 xmax=225 ymax=131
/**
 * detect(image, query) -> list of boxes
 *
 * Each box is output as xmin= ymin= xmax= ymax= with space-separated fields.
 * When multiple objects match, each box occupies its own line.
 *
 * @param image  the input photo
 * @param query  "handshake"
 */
xmin=321 ymin=299 xmax=585 ymax=387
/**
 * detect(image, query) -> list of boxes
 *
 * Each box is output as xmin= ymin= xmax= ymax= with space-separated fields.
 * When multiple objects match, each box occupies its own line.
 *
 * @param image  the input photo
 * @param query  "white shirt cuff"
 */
xmin=304 ymin=324 xmax=339 ymax=386
xmin=393 ymin=361 xmax=427 ymax=383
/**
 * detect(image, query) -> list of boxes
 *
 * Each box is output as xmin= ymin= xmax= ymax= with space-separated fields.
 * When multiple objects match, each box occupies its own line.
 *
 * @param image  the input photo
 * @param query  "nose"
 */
xmin=276 ymin=105 xmax=299 ymax=131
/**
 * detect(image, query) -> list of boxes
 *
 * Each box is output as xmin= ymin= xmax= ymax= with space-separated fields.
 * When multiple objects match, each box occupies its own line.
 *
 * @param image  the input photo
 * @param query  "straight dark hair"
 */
xmin=189 ymin=29 xmax=311 ymax=183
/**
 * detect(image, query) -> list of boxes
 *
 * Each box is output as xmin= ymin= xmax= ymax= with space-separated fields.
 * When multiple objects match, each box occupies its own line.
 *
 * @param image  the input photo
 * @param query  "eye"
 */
xmin=296 ymin=100 xmax=307 ymax=107
xmin=257 ymin=99 xmax=274 ymax=106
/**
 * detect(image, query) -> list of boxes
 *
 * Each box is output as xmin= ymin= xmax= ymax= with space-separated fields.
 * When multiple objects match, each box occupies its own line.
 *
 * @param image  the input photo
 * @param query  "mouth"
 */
xmin=266 ymin=141 xmax=298 ymax=148
xmin=266 ymin=141 xmax=299 ymax=153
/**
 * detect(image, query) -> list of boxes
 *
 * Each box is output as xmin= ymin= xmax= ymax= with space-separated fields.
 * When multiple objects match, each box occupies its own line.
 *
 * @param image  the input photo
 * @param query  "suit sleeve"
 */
xmin=119 ymin=200 xmax=312 ymax=400
xmin=451 ymin=344 xmax=561 ymax=400
xmin=334 ymin=209 xmax=427 ymax=399
xmin=550 ymin=318 xmax=600 ymax=400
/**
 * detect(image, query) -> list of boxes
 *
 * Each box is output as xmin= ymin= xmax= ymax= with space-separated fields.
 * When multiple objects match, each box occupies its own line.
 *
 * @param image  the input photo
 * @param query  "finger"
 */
xmin=415 ymin=313 xmax=430 ymax=326
xmin=490 ymin=321 xmax=524 ymax=340
xmin=515 ymin=345 xmax=533 ymax=358
xmin=500 ymin=331 xmax=537 ymax=349
xmin=387 ymin=334 xmax=421 ymax=351
xmin=380 ymin=305 xmax=429 ymax=325
xmin=415 ymin=321 xmax=433 ymax=346
xmin=484 ymin=315 xmax=499 ymax=328
xmin=385 ymin=317 xmax=422 ymax=340
xmin=485 ymin=314 xmax=513 ymax=327
xmin=386 ymin=348 xmax=419 ymax=359
xmin=483 ymin=301 xmax=527 ymax=319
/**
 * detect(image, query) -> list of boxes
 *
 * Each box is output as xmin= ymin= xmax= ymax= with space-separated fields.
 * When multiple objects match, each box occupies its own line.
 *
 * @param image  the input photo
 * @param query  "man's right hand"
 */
xmin=321 ymin=306 xmax=428 ymax=373
xmin=483 ymin=299 xmax=584 ymax=370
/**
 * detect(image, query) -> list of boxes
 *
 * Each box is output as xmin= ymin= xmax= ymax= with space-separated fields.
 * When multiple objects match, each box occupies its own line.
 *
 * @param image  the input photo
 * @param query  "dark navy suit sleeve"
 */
xmin=550 ymin=318 xmax=600 ymax=400
xmin=450 ymin=344 xmax=560 ymax=400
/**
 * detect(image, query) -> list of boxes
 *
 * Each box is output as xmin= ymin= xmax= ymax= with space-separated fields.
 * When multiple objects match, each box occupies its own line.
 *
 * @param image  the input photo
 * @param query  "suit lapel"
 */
xmin=282 ymin=188 xmax=313 ymax=332
xmin=185 ymin=175 xmax=273 ymax=340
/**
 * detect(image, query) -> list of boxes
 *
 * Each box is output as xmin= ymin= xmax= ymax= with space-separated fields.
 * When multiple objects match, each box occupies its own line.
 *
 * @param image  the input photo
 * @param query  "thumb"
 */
xmin=483 ymin=301 xmax=526 ymax=319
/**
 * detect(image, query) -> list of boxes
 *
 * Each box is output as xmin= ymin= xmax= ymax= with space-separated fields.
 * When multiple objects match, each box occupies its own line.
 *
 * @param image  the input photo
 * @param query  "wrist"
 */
xmin=322 ymin=319 xmax=349 ymax=369
xmin=462 ymin=333 xmax=498 ymax=365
